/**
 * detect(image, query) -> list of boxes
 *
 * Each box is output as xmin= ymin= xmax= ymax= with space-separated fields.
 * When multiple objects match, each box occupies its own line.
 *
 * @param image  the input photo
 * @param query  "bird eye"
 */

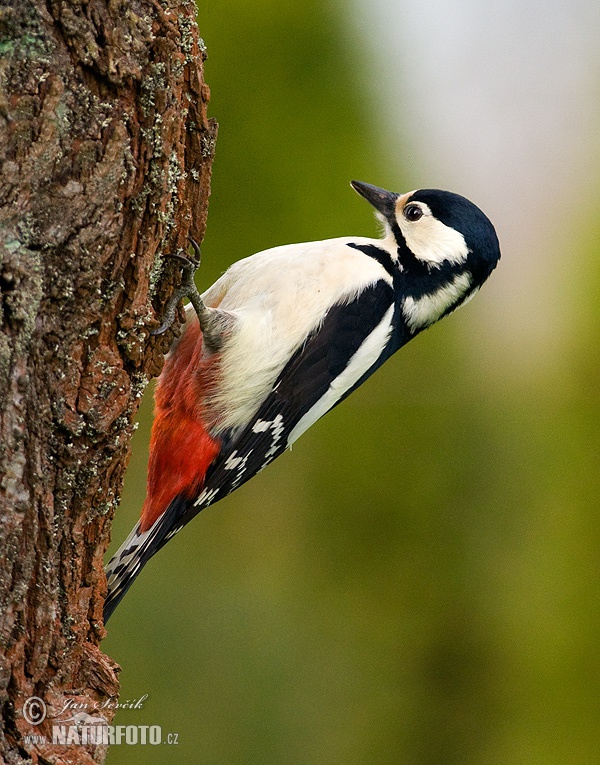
xmin=404 ymin=204 xmax=423 ymax=222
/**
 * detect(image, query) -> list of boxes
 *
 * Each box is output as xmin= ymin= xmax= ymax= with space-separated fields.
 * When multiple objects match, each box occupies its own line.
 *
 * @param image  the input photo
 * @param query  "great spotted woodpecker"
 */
xmin=104 ymin=181 xmax=500 ymax=621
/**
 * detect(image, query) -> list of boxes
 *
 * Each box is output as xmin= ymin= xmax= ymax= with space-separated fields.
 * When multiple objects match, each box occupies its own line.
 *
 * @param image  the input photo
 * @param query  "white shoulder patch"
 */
xmin=202 ymin=237 xmax=393 ymax=433
xmin=287 ymin=304 xmax=395 ymax=446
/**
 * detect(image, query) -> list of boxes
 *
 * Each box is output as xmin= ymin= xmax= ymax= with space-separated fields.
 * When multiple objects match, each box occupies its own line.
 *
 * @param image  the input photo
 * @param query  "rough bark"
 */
xmin=0 ymin=0 xmax=216 ymax=762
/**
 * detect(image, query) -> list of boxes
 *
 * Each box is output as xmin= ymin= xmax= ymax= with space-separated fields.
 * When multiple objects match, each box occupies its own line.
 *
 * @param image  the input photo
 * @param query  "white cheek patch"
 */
xmin=399 ymin=203 xmax=469 ymax=266
xmin=402 ymin=272 xmax=473 ymax=331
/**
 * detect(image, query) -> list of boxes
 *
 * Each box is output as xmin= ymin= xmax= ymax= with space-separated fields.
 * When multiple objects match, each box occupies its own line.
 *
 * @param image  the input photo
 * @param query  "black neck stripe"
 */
xmin=346 ymin=242 xmax=396 ymax=278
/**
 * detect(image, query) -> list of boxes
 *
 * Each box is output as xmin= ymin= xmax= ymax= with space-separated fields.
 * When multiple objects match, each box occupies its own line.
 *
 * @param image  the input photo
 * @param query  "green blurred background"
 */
xmin=105 ymin=0 xmax=600 ymax=763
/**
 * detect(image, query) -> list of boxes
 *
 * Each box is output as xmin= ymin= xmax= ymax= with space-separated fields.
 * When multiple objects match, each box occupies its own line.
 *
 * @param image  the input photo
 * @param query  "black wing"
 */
xmin=174 ymin=279 xmax=395 ymax=528
xmin=104 ymin=280 xmax=395 ymax=620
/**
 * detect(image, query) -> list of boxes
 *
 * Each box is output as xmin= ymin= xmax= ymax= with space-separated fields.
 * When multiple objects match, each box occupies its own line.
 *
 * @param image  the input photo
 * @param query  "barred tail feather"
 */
xmin=104 ymin=521 xmax=149 ymax=622
xmin=103 ymin=495 xmax=193 ymax=622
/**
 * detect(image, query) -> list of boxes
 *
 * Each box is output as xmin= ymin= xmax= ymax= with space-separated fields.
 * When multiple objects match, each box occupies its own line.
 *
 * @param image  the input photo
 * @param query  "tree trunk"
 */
xmin=0 ymin=0 xmax=216 ymax=761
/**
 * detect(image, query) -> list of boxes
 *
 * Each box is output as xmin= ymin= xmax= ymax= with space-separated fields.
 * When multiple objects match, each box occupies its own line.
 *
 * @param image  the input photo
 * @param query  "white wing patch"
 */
xmin=194 ymin=486 xmax=221 ymax=507
xmin=201 ymin=237 xmax=393 ymax=434
xmin=287 ymin=304 xmax=395 ymax=447
xmin=261 ymin=414 xmax=285 ymax=465
xmin=402 ymin=272 xmax=472 ymax=332
xmin=224 ymin=451 xmax=245 ymax=470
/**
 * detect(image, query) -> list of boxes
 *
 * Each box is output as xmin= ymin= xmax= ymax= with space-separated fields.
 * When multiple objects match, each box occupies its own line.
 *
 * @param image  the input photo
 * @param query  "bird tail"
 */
xmin=104 ymin=516 xmax=163 ymax=624
xmin=104 ymin=521 xmax=148 ymax=622
xmin=103 ymin=499 xmax=187 ymax=622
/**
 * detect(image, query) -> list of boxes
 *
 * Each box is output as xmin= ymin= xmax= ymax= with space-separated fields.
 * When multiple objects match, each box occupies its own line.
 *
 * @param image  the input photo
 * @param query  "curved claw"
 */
xmin=151 ymin=241 xmax=202 ymax=336
xmin=151 ymin=296 xmax=183 ymax=335
xmin=150 ymin=239 xmax=226 ymax=351
xmin=151 ymin=315 xmax=176 ymax=336
xmin=188 ymin=237 xmax=202 ymax=265
xmin=162 ymin=238 xmax=202 ymax=269
xmin=163 ymin=251 xmax=192 ymax=266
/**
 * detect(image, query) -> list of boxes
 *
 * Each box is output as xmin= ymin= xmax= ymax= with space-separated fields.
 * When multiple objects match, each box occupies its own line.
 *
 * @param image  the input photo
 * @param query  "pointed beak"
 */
xmin=350 ymin=180 xmax=398 ymax=218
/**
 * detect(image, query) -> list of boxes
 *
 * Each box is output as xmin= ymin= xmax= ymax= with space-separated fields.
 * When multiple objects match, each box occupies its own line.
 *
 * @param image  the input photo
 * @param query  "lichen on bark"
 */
xmin=0 ymin=1 xmax=216 ymax=762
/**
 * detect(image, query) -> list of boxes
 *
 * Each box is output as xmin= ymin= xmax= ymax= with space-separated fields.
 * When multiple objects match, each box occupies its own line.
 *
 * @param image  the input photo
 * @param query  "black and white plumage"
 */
xmin=104 ymin=181 xmax=500 ymax=621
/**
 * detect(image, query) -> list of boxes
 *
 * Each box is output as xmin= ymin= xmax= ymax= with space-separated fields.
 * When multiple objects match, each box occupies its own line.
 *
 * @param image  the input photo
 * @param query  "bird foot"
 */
xmin=152 ymin=239 xmax=206 ymax=336
xmin=151 ymin=239 xmax=227 ymax=352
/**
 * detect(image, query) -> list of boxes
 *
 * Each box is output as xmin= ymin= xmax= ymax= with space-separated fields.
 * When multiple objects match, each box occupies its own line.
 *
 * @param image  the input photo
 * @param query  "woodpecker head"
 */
xmin=351 ymin=180 xmax=500 ymax=332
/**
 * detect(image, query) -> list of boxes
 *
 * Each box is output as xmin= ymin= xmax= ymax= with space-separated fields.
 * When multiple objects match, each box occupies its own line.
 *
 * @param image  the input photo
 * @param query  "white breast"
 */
xmin=201 ymin=236 xmax=392 ymax=433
